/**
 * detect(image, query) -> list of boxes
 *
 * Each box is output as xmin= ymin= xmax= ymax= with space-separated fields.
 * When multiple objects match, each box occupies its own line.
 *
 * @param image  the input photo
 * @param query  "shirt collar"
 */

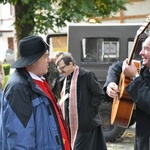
xmin=28 ymin=72 xmax=45 ymax=82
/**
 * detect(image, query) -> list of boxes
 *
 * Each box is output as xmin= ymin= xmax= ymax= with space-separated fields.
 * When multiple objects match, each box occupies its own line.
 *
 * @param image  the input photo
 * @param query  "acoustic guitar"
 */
xmin=111 ymin=14 xmax=150 ymax=128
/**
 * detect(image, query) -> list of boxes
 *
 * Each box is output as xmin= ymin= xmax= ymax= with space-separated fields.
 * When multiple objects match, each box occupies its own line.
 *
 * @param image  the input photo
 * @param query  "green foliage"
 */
xmin=3 ymin=74 xmax=10 ymax=89
xmin=0 ymin=0 xmax=128 ymax=40
xmin=1 ymin=64 xmax=11 ymax=88
xmin=2 ymin=64 xmax=10 ymax=76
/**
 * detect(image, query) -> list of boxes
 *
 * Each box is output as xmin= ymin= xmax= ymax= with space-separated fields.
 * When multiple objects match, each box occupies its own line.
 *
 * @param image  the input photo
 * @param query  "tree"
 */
xmin=1 ymin=0 xmax=128 ymax=44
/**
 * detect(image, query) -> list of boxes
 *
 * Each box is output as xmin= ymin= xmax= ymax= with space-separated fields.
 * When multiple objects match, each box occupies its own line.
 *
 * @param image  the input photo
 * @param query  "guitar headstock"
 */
xmin=128 ymin=14 xmax=150 ymax=64
xmin=137 ymin=14 xmax=150 ymax=36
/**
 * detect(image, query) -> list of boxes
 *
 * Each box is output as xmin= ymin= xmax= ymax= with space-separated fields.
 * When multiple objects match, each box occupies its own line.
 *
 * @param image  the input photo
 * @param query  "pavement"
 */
xmin=106 ymin=124 xmax=135 ymax=150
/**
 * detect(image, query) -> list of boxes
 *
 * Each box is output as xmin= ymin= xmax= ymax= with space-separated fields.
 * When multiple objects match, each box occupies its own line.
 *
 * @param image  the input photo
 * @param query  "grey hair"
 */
xmin=56 ymin=52 xmax=76 ymax=66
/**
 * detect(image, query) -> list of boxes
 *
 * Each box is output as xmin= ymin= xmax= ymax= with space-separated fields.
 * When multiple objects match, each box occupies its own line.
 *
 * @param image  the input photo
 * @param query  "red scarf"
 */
xmin=34 ymin=79 xmax=71 ymax=150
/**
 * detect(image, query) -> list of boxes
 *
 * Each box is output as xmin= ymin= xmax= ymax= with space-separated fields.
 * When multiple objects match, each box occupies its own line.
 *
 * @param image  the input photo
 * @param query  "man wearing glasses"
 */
xmin=56 ymin=53 xmax=107 ymax=150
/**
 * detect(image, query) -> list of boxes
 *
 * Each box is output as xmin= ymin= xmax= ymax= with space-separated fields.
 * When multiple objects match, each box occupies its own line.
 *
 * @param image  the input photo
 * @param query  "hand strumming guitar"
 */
xmin=106 ymin=82 xmax=119 ymax=98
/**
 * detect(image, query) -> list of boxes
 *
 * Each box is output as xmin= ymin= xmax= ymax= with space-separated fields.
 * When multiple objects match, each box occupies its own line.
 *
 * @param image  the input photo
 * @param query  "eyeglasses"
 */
xmin=57 ymin=65 xmax=66 ymax=71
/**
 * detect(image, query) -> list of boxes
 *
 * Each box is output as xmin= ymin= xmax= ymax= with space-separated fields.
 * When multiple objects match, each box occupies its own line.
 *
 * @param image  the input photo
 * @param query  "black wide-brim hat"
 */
xmin=11 ymin=35 xmax=49 ymax=68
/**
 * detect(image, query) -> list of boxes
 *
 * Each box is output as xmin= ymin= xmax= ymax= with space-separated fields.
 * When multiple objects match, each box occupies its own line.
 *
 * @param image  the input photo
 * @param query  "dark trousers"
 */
xmin=74 ymin=125 xmax=107 ymax=150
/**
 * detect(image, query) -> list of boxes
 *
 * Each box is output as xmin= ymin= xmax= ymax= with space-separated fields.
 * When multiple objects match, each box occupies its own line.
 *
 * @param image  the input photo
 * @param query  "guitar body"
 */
xmin=111 ymin=60 xmax=141 ymax=127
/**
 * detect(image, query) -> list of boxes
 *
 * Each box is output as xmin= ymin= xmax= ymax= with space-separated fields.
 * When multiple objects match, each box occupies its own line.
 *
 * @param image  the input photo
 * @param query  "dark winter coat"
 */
xmin=67 ymin=67 xmax=107 ymax=150
xmin=76 ymin=67 xmax=105 ymax=131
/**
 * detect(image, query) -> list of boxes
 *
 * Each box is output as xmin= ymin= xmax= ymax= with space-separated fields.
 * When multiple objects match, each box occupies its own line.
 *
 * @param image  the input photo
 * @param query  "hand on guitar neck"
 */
xmin=106 ymin=82 xmax=119 ymax=98
xmin=122 ymin=59 xmax=139 ymax=79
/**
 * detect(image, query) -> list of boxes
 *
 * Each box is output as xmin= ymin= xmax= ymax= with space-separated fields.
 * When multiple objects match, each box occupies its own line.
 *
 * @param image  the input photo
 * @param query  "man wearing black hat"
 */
xmin=0 ymin=35 xmax=71 ymax=150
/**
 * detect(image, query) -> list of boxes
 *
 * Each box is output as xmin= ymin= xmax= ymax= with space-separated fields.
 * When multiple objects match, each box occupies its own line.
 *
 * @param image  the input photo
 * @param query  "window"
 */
xmin=128 ymin=38 xmax=144 ymax=60
xmin=81 ymin=37 xmax=119 ymax=63
xmin=47 ymin=35 xmax=67 ymax=57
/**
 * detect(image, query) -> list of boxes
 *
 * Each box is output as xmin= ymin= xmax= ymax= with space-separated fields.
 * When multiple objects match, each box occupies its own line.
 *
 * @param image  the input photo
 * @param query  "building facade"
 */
xmin=0 ymin=4 xmax=14 ymax=51
xmin=99 ymin=0 xmax=150 ymax=23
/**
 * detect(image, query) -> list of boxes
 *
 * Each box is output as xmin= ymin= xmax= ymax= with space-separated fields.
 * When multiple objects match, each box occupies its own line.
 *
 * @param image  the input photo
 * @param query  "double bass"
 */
xmin=111 ymin=14 xmax=150 ymax=128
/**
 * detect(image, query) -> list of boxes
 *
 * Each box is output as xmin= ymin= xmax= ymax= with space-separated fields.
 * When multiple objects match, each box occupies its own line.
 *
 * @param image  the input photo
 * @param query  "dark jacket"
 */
xmin=77 ymin=67 xmax=105 ymax=131
xmin=103 ymin=61 xmax=123 ymax=91
xmin=44 ymin=59 xmax=63 ymax=98
xmin=126 ymin=66 xmax=150 ymax=150
xmin=0 ymin=68 xmax=64 ymax=150
xmin=104 ymin=61 xmax=150 ymax=150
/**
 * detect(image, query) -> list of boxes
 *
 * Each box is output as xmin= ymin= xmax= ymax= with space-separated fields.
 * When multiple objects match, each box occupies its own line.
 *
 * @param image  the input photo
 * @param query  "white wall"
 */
xmin=0 ymin=32 xmax=14 ymax=50
xmin=101 ymin=0 xmax=150 ymax=23
xmin=0 ymin=4 xmax=14 ymax=51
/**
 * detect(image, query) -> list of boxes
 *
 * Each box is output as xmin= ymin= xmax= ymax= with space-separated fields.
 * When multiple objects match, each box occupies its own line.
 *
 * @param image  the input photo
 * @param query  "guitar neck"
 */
xmin=128 ymin=34 xmax=140 ymax=65
xmin=128 ymin=14 xmax=150 ymax=65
